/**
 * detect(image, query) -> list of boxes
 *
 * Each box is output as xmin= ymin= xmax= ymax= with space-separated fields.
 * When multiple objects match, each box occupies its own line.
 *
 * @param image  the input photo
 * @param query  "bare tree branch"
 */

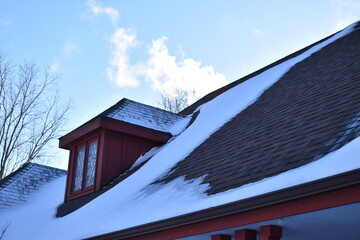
xmin=0 ymin=54 xmax=70 ymax=179
xmin=158 ymin=88 xmax=192 ymax=113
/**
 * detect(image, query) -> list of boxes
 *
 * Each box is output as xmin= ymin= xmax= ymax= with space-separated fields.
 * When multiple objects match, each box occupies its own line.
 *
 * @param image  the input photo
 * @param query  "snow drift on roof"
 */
xmin=0 ymin=163 xmax=66 ymax=210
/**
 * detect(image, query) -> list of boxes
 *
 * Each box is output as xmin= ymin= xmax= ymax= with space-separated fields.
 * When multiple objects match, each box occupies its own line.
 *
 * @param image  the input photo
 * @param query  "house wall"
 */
xmin=64 ymin=123 xmax=167 ymax=202
xmin=100 ymin=130 xmax=162 ymax=186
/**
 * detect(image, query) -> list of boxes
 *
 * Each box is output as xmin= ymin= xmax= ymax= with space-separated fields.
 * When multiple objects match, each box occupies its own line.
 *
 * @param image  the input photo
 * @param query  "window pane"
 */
xmin=74 ymin=146 xmax=85 ymax=191
xmin=85 ymin=140 xmax=98 ymax=187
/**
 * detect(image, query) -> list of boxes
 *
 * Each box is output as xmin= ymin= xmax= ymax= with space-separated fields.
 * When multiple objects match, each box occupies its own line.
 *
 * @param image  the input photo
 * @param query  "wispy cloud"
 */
xmin=107 ymin=28 xmax=140 ymax=87
xmin=87 ymin=0 xmax=119 ymax=25
xmin=331 ymin=0 xmax=360 ymax=31
xmin=63 ymin=39 xmax=77 ymax=55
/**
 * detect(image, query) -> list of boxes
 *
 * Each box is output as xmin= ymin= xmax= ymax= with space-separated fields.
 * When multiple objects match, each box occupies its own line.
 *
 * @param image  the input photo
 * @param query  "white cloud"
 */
xmin=87 ymin=0 xmax=119 ymax=25
xmin=63 ymin=39 xmax=77 ymax=55
xmin=144 ymin=37 xmax=228 ymax=104
xmin=107 ymin=28 xmax=140 ymax=87
xmin=84 ymin=1 xmax=228 ymax=104
xmin=108 ymin=32 xmax=228 ymax=104
xmin=332 ymin=0 xmax=360 ymax=31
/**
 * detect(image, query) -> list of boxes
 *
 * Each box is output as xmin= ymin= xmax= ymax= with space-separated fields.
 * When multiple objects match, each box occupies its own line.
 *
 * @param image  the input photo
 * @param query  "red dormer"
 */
xmin=59 ymin=99 xmax=183 ymax=202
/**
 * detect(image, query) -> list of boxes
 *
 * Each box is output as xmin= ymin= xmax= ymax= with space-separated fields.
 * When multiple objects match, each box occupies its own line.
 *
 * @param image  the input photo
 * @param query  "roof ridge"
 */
xmin=120 ymin=98 xmax=183 ymax=116
xmin=0 ymin=163 xmax=66 ymax=189
xmin=98 ymin=98 xmax=128 ymax=117
xmin=0 ymin=163 xmax=31 ymax=187
xmin=30 ymin=162 xmax=67 ymax=174
xmin=103 ymin=98 xmax=182 ymax=118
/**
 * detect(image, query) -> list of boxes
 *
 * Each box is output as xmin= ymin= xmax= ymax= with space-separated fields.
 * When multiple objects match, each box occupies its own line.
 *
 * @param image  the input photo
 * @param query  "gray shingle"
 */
xmin=154 ymin=22 xmax=360 ymax=195
xmin=0 ymin=163 xmax=66 ymax=210
xmin=105 ymin=98 xmax=184 ymax=133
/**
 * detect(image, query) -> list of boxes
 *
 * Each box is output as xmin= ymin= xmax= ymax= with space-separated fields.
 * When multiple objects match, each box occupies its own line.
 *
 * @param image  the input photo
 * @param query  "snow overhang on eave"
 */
xmin=59 ymin=116 xmax=173 ymax=150
xmin=86 ymin=168 xmax=360 ymax=240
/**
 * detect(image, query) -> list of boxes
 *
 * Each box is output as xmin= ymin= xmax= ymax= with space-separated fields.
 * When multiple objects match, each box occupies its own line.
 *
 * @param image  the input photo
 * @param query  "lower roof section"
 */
xmin=86 ymin=168 xmax=360 ymax=240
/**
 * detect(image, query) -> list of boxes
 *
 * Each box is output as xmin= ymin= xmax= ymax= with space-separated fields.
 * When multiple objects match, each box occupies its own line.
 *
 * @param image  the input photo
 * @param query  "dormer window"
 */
xmin=73 ymin=139 xmax=98 ymax=192
xmin=59 ymin=98 xmax=184 ymax=203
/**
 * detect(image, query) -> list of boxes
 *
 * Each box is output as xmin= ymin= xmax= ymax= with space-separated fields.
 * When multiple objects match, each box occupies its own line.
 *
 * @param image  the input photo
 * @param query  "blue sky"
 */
xmin=1 ymin=0 xmax=359 ymax=168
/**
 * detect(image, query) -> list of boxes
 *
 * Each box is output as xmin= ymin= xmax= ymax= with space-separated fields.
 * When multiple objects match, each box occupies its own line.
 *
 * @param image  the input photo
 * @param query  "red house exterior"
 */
xmin=59 ymin=116 xmax=172 ymax=201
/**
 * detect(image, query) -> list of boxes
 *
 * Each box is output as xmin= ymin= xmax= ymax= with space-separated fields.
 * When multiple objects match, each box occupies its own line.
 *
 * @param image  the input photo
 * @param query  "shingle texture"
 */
xmin=104 ymin=98 xmax=184 ymax=133
xmin=155 ymin=22 xmax=360 ymax=194
xmin=0 ymin=163 xmax=66 ymax=210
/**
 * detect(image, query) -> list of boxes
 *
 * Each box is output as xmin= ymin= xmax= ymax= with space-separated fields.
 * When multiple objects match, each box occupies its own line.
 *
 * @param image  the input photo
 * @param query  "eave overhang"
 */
xmin=86 ymin=168 xmax=360 ymax=240
xmin=59 ymin=117 xmax=173 ymax=149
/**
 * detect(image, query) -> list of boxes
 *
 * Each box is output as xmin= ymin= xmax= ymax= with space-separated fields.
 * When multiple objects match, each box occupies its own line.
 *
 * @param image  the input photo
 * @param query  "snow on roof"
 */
xmin=0 ymin=163 xmax=66 ymax=210
xmin=0 ymin=22 xmax=359 ymax=239
xmin=104 ymin=98 xmax=186 ymax=135
xmin=153 ymin=22 xmax=360 ymax=194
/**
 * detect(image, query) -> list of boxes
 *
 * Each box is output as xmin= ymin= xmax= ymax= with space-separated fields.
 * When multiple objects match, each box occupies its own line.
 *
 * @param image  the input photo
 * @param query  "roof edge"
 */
xmin=0 ymin=162 xmax=31 ymax=186
xmin=87 ymin=168 xmax=360 ymax=239
xmin=59 ymin=98 xmax=181 ymax=142
xmin=59 ymin=117 xmax=172 ymax=149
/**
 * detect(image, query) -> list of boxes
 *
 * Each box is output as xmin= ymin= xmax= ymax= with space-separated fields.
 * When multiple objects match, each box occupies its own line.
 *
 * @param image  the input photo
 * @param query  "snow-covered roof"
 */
xmin=0 ymin=163 xmax=66 ymax=210
xmin=0 ymin=22 xmax=359 ymax=240
xmin=102 ymin=98 xmax=185 ymax=134
xmin=155 ymin=22 xmax=360 ymax=194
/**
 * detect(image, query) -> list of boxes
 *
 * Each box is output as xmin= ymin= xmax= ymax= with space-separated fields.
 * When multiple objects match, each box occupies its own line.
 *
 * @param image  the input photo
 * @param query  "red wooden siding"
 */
xmin=211 ymin=234 xmax=232 ymax=240
xmin=235 ymin=229 xmax=257 ymax=240
xmin=259 ymin=225 xmax=282 ymax=240
xmin=62 ymin=118 xmax=171 ymax=202
xmin=100 ymin=130 xmax=161 ymax=186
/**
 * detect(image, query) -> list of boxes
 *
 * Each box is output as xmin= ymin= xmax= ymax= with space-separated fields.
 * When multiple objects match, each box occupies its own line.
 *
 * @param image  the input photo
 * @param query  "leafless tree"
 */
xmin=159 ymin=88 xmax=193 ymax=113
xmin=0 ymin=54 xmax=70 ymax=179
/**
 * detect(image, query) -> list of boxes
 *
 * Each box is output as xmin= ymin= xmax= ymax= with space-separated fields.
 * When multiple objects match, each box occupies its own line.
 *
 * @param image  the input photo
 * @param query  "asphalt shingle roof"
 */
xmin=102 ymin=98 xmax=184 ymax=133
xmin=155 ymin=22 xmax=360 ymax=194
xmin=0 ymin=163 xmax=66 ymax=210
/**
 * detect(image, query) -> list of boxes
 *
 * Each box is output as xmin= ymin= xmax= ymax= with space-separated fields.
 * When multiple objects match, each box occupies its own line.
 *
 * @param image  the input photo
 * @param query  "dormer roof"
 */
xmin=59 ymin=98 xmax=186 ymax=149
xmin=102 ymin=98 xmax=185 ymax=134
